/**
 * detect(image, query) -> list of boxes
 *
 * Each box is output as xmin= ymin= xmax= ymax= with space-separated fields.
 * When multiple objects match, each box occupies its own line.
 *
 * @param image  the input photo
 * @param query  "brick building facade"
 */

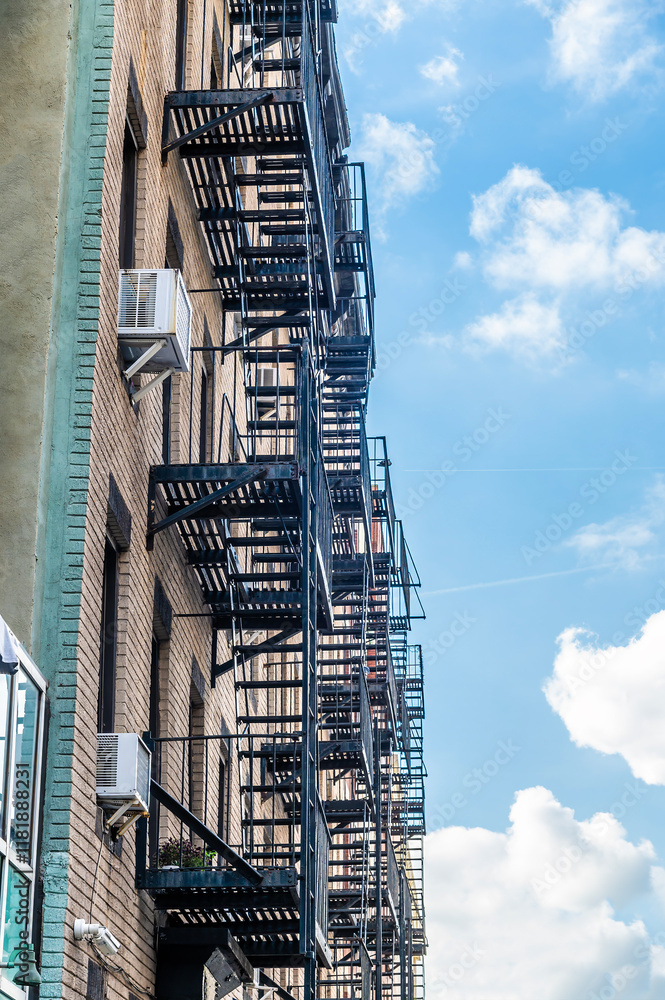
xmin=0 ymin=3 xmax=426 ymax=1000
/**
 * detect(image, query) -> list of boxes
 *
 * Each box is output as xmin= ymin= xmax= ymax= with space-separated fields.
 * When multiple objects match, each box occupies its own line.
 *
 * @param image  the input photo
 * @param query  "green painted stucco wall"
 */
xmin=0 ymin=0 xmax=75 ymax=647
xmin=28 ymin=0 xmax=114 ymax=994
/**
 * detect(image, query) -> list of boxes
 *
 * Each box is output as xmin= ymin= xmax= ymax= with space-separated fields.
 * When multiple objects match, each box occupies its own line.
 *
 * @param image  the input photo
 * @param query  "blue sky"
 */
xmin=336 ymin=1 xmax=665 ymax=996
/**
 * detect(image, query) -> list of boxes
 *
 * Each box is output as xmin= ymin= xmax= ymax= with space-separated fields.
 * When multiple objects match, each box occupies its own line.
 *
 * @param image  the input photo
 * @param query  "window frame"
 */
xmin=98 ymin=535 xmax=119 ymax=734
xmin=175 ymin=0 xmax=189 ymax=90
xmin=0 ymin=643 xmax=46 ymax=1000
xmin=119 ymin=117 xmax=139 ymax=269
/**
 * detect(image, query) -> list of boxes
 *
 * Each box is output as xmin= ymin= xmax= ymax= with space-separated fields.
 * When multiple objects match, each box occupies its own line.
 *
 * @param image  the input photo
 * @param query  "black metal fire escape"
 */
xmin=135 ymin=4 xmax=426 ymax=1000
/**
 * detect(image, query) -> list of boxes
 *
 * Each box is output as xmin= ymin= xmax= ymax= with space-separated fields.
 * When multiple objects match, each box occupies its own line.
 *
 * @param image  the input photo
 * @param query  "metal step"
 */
xmin=236 ymin=172 xmax=304 ymax=186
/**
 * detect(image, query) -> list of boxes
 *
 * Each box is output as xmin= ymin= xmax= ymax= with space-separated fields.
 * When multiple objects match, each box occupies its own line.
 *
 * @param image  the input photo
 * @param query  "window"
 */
xmin=188 ymin=685 xmax=204 ymax=818
xmin=0 ymin=649 xmax=46 ymax=998
xmin=149 ymin=635 xmax=161 ymax=850
xmin=162 ymin=376 xmax=171 ymax=464
xmin=199 ymin=366 xmax=209 ymax=463
xmin=98 ymin=537 xmax=119 ymax=734
xmin=119 ymin=120 xmax=138 ymax=268
xmin=217 ymin=758 xmax=226 ymax=840
xmin=175 ymin=0 xmax=188 ymax=89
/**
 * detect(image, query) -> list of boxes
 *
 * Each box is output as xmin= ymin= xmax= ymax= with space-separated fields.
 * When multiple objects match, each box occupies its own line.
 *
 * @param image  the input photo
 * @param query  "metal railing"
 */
xmin=369 ymin=437 xmax=396 ymax=556
xmin=228 ymin=0 xmax=334 ymax=270
xmin=322 ymin=404 xmax=372 ymax=531
xmin=359 ymin=667 xmax=374 ymax=786
xmin=334 ymin=160 xmax=375 ymax=339
xmin=386 ymin=834 xmax=400 ymax=916
xmin=316 ymin=793 xmax=331 ymax=934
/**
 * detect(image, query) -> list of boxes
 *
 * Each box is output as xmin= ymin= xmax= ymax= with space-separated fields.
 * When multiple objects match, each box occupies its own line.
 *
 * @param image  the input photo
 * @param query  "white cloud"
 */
xmin=526 ymin=0 xmax=663 ymax=101
xmin=453 ymin=251 xmax=473 ymax=269
xmin=565 ymin=478 xmax=665 ymax=569
xmin=339 ymin=0 xmax=407 ymax=69
xmin=339 ymin=0 xmax=406 ymax=31
xmin=420 ymin=48 xmax=464 ymax=87
xmin=545 ymin=610 xmax=665 ymax=784
xmin=426 ymin=787 xmax=664 ymax=1000
xmin=464 ymin=293 xmax=565 ymax=360
xmin=470 ymin=166 xmax=665 ymax=293
xmin=460 ymin=166 xmax=665 ymax=360
xmin=356 ymin=114 xmax=439 ymax=213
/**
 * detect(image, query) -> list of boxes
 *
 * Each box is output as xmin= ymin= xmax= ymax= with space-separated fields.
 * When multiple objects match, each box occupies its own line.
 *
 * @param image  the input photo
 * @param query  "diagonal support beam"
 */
xmin=258 ymin=971 xmax=298 ymax=1000
xmin=149 ymin=779 xmax=263 ymax=884
xmin=213 ymin=627 xmax=301 ymax=684
xmin=162 ymin=93 xmax=274 ymax=161
xmin=149 ymin=468 xmax=266 ymax=537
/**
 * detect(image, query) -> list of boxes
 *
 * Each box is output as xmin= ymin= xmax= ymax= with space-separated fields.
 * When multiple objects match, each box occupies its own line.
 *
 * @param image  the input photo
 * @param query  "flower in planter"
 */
xmin=158 ymin=838 xmax=218 ymax=869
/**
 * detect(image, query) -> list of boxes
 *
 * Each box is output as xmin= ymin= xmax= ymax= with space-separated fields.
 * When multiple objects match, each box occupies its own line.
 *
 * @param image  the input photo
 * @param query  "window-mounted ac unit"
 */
xmin=96 ymin=733 xmax=151 ymax=814
xmin=117 ymin=269 xmax=192 ymax=374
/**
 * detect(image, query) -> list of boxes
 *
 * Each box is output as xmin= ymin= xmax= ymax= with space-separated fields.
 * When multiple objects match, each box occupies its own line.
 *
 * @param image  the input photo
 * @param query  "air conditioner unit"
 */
xmin=96 ymin=733 xmax=151 ymax=813
xmin=117 ymin=269 xmax=192 ymax=373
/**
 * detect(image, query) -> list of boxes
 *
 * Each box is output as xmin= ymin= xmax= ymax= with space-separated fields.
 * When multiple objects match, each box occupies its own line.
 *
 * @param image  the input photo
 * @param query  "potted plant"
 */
xmin=157 ymin=838 xmax=217 ymax=869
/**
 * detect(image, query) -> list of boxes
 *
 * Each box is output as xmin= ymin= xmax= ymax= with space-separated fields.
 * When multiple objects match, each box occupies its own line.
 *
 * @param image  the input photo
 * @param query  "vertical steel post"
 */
xmin=375 ymin=722 xmax=382 ymax=1000
xmin=300 ymin=343 xmax=318 ymax=1000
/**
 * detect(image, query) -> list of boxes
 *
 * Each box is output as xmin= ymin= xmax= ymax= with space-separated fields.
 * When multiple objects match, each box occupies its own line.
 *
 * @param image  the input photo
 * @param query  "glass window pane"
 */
xmin=3 ymin=863 xmax=31 ymax=978
xmin=0 ymin=677 xmax=11 ymax=836
xmin=9 ymin=673 xmax=39 ymax=862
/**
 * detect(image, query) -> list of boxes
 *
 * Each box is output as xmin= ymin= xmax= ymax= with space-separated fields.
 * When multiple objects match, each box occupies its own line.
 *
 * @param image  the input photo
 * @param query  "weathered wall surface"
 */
xmin=0 ymin=0 xmax=72 ymax=645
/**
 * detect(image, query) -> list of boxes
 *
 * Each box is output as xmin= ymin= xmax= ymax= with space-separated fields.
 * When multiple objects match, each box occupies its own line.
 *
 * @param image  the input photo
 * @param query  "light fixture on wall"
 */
xmin=0 ymin=944 xmax=42 ymax=987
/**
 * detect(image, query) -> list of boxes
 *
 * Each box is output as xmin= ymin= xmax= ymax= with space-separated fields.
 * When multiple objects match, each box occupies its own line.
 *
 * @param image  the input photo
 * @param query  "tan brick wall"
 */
xmin=58 ymin=1 xmax=256 ymax=996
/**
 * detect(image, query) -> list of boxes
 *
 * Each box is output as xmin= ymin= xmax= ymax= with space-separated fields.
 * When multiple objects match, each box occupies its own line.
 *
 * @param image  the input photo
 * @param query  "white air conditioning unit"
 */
xmin=96 ymin=733 xmax=151 ymax=814
xmin=117 ymin=269 xmax=192 ymax=374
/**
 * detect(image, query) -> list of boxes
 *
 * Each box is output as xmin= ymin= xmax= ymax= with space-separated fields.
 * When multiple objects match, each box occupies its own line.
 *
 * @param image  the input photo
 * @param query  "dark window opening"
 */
xmin=188 ymin=686 xmax=204 ymax=819
xmin=162 ymin=374 xmax=172 ymax=464
xmin=149 ymin=634 xmax=161 ymax=739
xmin=199 ymin=366 xmax=209 ymax=463
xmin=175 ymin=0 xmax=188 ymax=89
xmin=149 ymin=634 xmax=162 ymax=852
xmin=98 ymin=537 xmax=119 ymax=733
xmin=119 ymin=120 xmax=138 ymax=268
xmin=218 ymin=758 xmax=226 ymax=840
xmin=86 ymin=959 xmax=107 ymax=1000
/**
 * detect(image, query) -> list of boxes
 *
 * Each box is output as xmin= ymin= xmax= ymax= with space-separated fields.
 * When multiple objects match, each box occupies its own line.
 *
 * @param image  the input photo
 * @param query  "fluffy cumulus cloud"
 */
xmin=564 ymin=478 xmax=665 ymax=569
xmin=464 ymin=293 xmax=565 ymax=359
xmin=460 ymin=165 xmax=665 ymax=359
xmin=545 ymin=611 xmax=665 ymax=784
xmin=356 ymin=114 xmax=439 ymax=214
xmin=470 ymin=166 xmax=665 ymax=292
xmin=420 ymin=48 xmax=464 ymax=87
xmin=525 ymin=0 xmax=663 ymax=101
xmin=426 ymin=787 xmax=665 ymax=1000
